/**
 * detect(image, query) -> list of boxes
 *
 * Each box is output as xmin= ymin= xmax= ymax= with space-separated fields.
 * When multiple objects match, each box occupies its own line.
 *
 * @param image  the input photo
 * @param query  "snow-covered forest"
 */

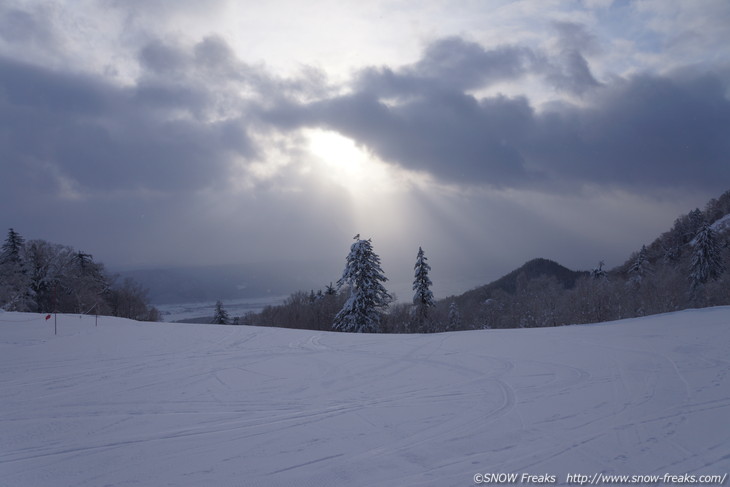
xmin=0 ymin=231 xmax=159 ymax=321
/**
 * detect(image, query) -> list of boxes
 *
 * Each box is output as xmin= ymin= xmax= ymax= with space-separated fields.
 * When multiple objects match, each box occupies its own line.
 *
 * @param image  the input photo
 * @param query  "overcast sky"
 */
xmin=2 ymin=0 xmax=729 ymax=299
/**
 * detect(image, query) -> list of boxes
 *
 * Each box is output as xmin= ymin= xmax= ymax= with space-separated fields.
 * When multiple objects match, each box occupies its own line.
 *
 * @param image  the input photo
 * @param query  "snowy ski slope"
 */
xmin=1 ymin=308 xmax=729 ymax=486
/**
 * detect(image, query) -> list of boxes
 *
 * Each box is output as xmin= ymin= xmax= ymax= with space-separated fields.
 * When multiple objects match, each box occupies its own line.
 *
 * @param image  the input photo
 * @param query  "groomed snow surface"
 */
xmin=1 ymin=308 xmax=729 ymax=487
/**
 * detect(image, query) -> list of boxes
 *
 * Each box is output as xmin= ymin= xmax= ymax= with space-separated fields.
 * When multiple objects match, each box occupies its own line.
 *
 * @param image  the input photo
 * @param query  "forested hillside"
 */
xmin=0 ymin=231 xmax=158 ymax=321
xmin=439 ymin=190 xmax=730 ymax=329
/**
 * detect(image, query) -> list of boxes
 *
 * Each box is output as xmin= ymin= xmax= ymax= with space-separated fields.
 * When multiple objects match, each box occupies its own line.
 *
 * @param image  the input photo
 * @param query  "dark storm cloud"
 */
xmin=294 ymin=91 xmax=535 ymax=187
xmin=413 ymin=38 xmax=536 ymax=88
xmin=355 ymin=37 xmax=538 ymax=96
xmin=138 ymin=39 xmax=189 ymax=74
xmin=0 ymin=57 xmax=111 ymax=115
xmin=263 ymin=34 xmax=730 ymax=194
xmin=193 ymin=36 xmax=237 ymax=72
xmin=0 ymin=19 xmax=330 ymax=214
xmin=138 ymin=36 xmax=328 ymax=105
xmin=531 ymin=72 xmax=730 ymax=190
xmin=354 ymin=31 xmax=600 ymax=99
xmin=0 ymin=51 xmax=256 ymax=197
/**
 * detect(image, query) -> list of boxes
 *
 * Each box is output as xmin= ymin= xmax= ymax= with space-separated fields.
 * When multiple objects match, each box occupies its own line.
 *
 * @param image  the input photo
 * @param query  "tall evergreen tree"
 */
xmin=0 ymin=228 xmax=25 ymax=265
xmin=447 ymin=301 xmax=461 ymax=331
xmin=0 ymin=228 xmax=33 ymax=311
xmin=412 ymin=247 xmax=434 ymax=308
xmin=212 ymin=300 xmax=230 ymax=324
xmin=333 ymin=235 xmax=391 ymax=333
xmin=412 ymin=246 xmax=435 ymax=331
xmin=690 ymin=224 xmax=725 ymax=290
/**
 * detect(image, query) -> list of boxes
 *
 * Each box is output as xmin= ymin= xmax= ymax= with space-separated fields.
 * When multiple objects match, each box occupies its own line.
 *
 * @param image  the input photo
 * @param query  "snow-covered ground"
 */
xmin=1 ymin=308 xmax=729 ymax=487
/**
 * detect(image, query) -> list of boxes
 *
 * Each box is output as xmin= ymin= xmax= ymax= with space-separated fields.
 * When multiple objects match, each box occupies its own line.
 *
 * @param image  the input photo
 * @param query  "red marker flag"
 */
xmin=45 ymin=314 xmax=51 ymax=321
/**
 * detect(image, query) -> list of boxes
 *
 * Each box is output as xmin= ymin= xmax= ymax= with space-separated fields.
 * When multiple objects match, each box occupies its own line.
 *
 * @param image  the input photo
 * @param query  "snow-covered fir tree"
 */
xmin=212 ymin=300 xmax=230 ymax=324
xmin=628 ymin=245 xmax=651 ymax=284
xmin=447 ymin=301 xmax=461 ymax=331
xmin=0 ymin=228 xmax=24 ymax=265
xmin=690 ymin=224 xmax=725 ymax=290
xmin=333 ymin=235 xmax=392 ymax=333
xmin=0 ymin=228 xmax=33 ymax=311
xmin=412 ymin=246 xmax=435 ymax=310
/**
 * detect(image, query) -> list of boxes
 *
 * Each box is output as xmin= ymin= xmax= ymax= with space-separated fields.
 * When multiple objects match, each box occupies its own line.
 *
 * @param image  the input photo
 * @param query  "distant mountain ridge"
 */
xmin=447 ymin=257 xmax=587 ymax=307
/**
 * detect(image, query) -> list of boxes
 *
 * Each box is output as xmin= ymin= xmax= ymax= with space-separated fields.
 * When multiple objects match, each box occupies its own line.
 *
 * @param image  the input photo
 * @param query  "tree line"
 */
xmin=0 ymin=230 xmax=159 ymax=321
xmin=237 ymin=190 xmax=730 ymax=333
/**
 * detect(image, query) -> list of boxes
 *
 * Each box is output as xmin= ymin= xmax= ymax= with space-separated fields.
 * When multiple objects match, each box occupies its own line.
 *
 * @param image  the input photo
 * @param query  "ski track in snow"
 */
xmin=1 ymin=308 xmax=729 ymax=486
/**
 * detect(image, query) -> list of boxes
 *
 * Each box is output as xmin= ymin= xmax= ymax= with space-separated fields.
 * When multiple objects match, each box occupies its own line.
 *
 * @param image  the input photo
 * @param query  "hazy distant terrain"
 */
xmin=155 ymin=296 xmax=287 ymax=323
xmin=119 ymin=261 xmax=339 ymax=304
xmin=119 ymin=261 xmax=489 ymax=309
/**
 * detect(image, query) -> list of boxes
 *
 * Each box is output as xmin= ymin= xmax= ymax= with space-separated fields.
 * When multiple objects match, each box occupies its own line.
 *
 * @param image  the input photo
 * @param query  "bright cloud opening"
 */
xmin=305 ymin=129 xmax=400 ymax=198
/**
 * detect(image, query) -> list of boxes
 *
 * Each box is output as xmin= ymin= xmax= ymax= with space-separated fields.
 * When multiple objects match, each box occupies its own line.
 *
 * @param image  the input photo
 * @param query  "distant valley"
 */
xmin=118 ymin=260 xmax=340 ymax=305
